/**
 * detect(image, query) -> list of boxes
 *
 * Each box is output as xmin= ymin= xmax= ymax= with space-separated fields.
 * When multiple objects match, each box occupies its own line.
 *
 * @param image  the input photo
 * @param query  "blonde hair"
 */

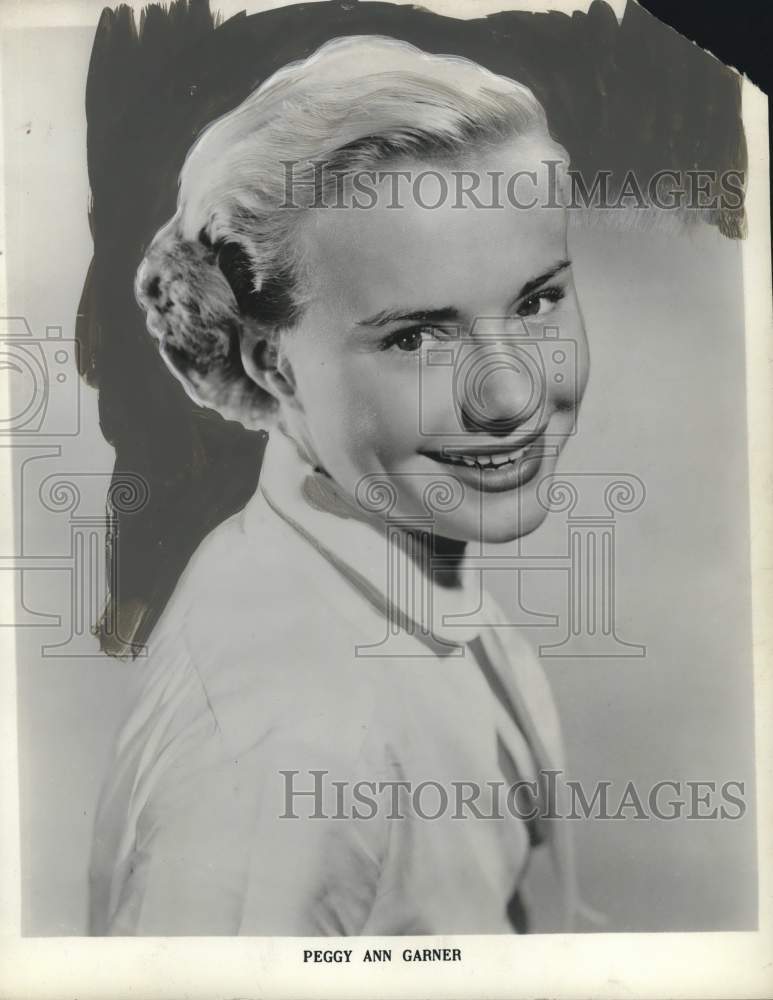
xmin=135 ymin=35 xmax=555 ymax=429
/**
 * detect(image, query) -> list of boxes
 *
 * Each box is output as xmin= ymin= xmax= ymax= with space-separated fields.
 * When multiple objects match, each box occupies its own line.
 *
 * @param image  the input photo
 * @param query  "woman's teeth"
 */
xmin=439 ymin=448 xmax=530 ymax=470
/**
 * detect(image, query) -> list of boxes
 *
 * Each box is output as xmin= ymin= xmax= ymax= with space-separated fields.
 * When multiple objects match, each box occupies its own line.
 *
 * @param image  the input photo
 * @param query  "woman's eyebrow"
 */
xmin=356 ymin=305 xmax=462 ymax=329
xmin=355 ymin=260 xmax=571 ymax=330
xmin=514 ymin=259 xmax=572 ymax=302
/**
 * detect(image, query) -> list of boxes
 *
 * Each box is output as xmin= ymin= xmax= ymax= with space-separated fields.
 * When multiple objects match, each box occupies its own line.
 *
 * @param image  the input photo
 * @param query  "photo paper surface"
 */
xmin=0 ymin=1 xmax=770 ymax=996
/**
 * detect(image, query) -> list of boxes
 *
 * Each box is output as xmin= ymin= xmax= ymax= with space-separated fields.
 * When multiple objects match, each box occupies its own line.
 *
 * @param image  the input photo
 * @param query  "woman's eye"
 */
xmin=382 ymin=325 xmax=437 ymax=352
xmin=516 ymin=287 xmax=565 ymax=318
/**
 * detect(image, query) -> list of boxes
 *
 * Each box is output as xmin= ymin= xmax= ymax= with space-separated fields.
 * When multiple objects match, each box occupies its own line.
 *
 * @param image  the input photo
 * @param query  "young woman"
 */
xmin=89 ymin=35 xmax=589 ymax=936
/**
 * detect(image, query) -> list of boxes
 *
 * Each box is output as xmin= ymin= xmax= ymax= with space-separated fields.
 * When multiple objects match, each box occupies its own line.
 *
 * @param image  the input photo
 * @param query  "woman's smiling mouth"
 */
xmin=422 ymin=429 xmax=550 ymax=492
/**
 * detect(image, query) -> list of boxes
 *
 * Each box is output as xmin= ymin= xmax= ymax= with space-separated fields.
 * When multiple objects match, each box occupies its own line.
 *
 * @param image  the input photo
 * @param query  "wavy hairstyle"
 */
xmin=134 ymin=34 xmax=556 ymax=429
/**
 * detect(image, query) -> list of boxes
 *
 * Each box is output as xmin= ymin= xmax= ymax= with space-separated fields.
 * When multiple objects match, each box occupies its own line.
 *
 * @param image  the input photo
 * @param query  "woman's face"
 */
xmin=276 ymin=135 xmax=589 ymax=542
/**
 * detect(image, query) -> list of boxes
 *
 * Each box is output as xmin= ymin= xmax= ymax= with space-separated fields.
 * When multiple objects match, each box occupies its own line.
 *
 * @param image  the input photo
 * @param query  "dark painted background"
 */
xmin=76 ymin=0 xmax=749 ymax=654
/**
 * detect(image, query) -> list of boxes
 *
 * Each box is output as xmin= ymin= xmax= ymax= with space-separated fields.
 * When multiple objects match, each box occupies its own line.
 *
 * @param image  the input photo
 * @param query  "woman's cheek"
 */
xmin=314 ymin=361 xmax=385 ymax=454
xmin=547 ymin=312 xmax=589 ymax=411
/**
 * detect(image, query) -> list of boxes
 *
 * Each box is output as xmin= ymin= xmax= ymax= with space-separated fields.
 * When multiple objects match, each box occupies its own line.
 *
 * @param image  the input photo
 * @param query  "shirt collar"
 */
xmin=250 ymin=429 xmax=483 ymax=649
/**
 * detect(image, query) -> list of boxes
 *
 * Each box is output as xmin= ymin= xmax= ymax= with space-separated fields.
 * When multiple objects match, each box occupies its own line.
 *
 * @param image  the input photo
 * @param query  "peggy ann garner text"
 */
xmin=303 ymin=948 xmax=463 ymax=963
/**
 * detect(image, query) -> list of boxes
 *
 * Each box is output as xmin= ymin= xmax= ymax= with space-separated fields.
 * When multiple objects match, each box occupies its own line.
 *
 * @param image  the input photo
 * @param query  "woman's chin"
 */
xmin=482 ymin=504 xmax=550 ymax=543
xmin=432 ymin=498 xmax=550 ymax=545
xmin=486 ymin=511 xmax=548 ymax=543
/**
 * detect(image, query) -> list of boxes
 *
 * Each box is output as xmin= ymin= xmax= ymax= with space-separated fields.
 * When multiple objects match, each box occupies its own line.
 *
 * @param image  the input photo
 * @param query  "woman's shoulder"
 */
xmin=161 ymin=497 xmax=281 ymax=615
xmin=162 ymin=487 xmax=375 ymax=636
xmin=138 ymin=499 xmax=384 ymax=760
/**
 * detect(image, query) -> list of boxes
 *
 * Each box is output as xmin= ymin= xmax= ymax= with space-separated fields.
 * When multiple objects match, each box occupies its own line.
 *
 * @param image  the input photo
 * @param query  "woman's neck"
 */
xmin=404 ymin=527 xmax=468 ymax=590
xmin=294 ymin=445 xmax=470 ymax=590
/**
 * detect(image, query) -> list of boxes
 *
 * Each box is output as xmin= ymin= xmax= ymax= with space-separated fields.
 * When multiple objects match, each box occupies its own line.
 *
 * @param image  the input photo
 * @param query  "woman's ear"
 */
xmin=240 ymin=321 xmax=298 ymax=405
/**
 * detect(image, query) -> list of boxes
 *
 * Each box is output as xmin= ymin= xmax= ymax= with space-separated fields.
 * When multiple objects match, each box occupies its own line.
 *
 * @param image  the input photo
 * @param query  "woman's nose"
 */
xmin=455 ymin=341 xmax=545 ymax=436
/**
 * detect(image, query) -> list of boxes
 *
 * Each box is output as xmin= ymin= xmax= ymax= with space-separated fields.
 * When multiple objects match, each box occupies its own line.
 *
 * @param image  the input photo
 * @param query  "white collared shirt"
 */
xmin=89 ymin=429 xmax=576 ymax=935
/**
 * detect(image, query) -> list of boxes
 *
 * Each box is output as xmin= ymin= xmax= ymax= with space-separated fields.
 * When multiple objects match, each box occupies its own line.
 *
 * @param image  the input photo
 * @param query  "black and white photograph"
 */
xmin=0 ymin=0 xmax=771 ymax=996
